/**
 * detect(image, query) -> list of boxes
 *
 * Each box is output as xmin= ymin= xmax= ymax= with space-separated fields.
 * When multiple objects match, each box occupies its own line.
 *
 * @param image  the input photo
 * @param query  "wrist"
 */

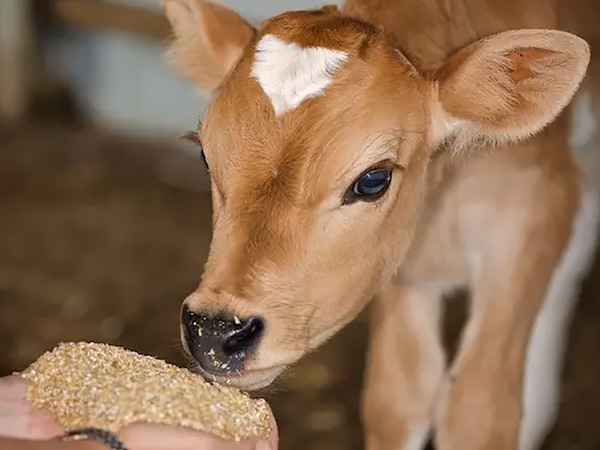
xmin=60 ymin=429 xmax=128 ymax=450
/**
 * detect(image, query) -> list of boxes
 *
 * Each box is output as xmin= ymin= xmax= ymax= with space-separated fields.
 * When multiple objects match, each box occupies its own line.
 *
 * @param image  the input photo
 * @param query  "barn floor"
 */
xmin=1 ymin=122 xmax=599 ymax=449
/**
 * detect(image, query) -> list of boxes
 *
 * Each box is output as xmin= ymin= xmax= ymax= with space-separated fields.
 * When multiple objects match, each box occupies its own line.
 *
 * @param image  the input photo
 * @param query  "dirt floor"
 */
xmin=1 ymin=122 xmax=599 ymax=449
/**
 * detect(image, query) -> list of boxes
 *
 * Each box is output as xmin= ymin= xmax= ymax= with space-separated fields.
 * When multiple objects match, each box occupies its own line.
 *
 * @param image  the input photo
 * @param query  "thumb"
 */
xmin=120 ymin=423 xmax=272 ymax=450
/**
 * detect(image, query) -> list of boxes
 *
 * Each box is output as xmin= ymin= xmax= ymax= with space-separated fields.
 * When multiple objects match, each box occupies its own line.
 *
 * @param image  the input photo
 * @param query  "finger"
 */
xmin=0 ymin=409 xmax=63 ymax=440
xmin=0 ymin=375 xmax=29 ymax=400
xmin=121 ymin=423 xmax=267 ymax=450
xmin=263 ymin=403 xmax=279 ymax=450
xmin=27 ymin=409 xmax=65 ymax=440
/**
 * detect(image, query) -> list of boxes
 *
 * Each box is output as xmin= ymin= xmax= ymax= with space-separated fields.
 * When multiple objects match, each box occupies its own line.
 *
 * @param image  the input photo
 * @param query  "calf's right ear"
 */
xmin=161 ymin=0 xmax=256 ymax=91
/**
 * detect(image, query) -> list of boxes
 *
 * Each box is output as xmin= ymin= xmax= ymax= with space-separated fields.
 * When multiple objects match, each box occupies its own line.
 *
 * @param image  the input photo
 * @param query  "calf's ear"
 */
xmin=432 ymin=29 xmax=590 ymax=147
xmin=162 ymin=0 xmax=255 ymax=91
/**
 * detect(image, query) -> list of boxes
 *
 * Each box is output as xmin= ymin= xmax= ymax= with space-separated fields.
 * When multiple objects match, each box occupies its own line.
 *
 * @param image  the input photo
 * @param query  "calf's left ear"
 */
xmin=432 ymin=29 xmax=590 ymax=146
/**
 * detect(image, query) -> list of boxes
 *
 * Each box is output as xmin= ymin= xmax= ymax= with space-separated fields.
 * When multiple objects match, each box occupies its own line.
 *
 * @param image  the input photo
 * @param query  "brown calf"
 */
xmin=161 ymin=1 xmax=600 ymax=449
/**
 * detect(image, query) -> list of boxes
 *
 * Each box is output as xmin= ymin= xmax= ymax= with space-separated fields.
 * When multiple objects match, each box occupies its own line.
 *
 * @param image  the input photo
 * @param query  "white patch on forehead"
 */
xmin=250 ymin=34 xmax=348 ymax=116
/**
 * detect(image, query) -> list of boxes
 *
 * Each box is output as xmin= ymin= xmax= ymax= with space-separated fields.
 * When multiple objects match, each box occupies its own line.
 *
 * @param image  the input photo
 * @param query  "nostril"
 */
xmin=180 ymin=307 xmax=264 ymax=375
xmin=222 ymin=316 xmax=265 ymax=356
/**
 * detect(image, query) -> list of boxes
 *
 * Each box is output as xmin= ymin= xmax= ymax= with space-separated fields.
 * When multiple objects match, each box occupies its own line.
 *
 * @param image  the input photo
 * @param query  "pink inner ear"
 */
xmin=508 ymin=48 xmax=556 ymax=82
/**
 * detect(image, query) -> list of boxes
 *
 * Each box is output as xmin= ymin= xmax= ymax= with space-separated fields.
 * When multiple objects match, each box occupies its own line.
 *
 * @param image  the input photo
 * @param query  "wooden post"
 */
xmin=0 ymin=0 xmax=35 ymax=121
xmin=0 ymin=0 xmax=171 ymax=122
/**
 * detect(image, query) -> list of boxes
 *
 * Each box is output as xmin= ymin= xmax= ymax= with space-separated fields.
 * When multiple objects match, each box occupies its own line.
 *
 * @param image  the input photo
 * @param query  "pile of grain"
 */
xmin=22 ymin=342 xmax=270 ymax=441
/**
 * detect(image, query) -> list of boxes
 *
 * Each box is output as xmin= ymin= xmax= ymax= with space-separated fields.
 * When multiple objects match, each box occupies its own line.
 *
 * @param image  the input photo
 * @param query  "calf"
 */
xmin=161 ymin=1 xmax=600 ymax=449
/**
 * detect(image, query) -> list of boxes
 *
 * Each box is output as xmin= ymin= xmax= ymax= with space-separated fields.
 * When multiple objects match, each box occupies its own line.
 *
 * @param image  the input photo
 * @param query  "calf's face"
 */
xmin=162 ymin=0 xmax=589 ymax=389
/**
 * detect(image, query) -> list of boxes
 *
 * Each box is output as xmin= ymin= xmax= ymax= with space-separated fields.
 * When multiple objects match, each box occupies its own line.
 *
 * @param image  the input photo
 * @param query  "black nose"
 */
xmin=181 ymin=305 xmax=265 ymax=375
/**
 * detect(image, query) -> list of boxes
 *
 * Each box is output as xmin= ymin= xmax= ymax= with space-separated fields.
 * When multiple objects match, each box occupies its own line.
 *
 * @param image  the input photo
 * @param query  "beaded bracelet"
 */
xmin=58 ymin=428 xmax=128 ymax=450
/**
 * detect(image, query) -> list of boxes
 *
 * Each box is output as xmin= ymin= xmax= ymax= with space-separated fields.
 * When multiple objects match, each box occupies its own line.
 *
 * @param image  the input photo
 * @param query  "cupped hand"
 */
xmin=0 ymin=375 xmax=279 ymax=450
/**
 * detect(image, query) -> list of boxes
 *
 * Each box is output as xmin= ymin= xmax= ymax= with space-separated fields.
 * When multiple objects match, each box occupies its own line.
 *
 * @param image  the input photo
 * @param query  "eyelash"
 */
xmin=200 ymin=150 xmax=210 ymax=174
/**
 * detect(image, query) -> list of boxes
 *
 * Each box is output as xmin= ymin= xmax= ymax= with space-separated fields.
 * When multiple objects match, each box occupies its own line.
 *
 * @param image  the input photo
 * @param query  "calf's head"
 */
xmin=162 ymin=0 xmax=589 ymax=389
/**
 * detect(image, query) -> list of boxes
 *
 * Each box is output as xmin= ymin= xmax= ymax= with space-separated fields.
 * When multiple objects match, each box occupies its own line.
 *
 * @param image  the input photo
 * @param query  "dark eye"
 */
xmin=343 ymin=167 xmax=392 ymax=205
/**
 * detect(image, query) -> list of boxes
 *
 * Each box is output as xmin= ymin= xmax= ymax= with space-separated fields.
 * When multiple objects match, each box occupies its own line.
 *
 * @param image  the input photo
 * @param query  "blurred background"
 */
xmin=0 ymin=1 xmax=599 ymax=449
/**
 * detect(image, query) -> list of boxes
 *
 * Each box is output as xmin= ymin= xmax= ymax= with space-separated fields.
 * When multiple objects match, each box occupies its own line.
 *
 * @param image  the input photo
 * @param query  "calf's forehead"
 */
xmin=201 ymin=13 xmax=429 ymax=187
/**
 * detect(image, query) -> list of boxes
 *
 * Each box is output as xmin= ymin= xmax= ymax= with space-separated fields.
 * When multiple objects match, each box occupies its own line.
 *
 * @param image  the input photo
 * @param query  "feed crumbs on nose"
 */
xmin=21 ymin=342 xmax=270 ymax=441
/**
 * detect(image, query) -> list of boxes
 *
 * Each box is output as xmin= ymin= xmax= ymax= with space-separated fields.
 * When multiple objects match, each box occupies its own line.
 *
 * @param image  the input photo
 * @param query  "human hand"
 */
xmin=0 ymin=375 xmax=278 ymax=449
xmin=0 ymin=375 xmax=64 ymax=440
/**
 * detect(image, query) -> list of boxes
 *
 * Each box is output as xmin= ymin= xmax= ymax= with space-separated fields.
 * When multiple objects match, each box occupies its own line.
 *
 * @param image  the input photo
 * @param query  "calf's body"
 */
xmin=348 ymin=2 xmax=600 ymax=448
xmin=160 ymin=0 xmax=599 ymax=448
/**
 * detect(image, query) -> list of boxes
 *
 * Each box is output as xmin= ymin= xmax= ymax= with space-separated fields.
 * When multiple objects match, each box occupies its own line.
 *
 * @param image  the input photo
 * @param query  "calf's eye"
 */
xmin=343 ymin=167 xmax=392 ymax=205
